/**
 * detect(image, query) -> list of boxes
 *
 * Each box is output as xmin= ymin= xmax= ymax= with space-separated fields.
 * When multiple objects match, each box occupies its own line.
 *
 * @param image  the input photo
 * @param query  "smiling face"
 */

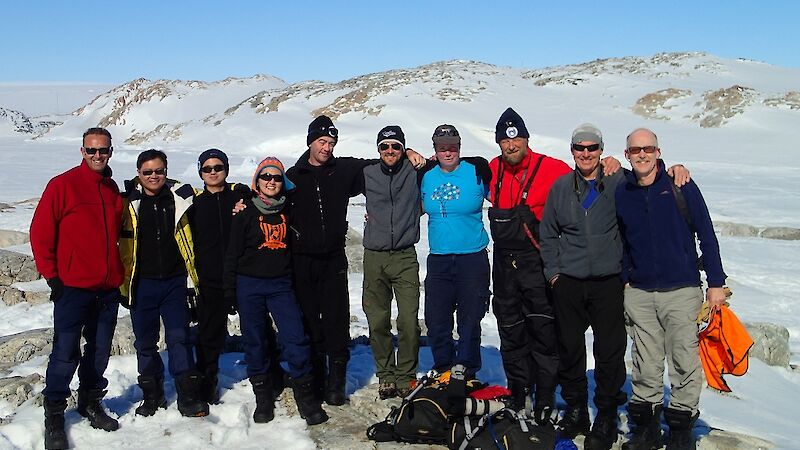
xmin=200 ymin=157 xmax=227 ymax=190
xmin=378 ymin=140 xmax=404 ymax=167
xmin=625 ymin=129 xmax=661 ymax=185
xmin=308 ymin=136 xmax=336 ymax=166
xmin=434 ymin=143 xmax=461 ymax=172
xmin=257 ymin=166 xmax=284 ymax=198
xmin=499 ymin=137 xmax=529 ymax=166
xmin=572 ymin=141 xmax=603 ymax=179
xmin=81 ymin=133 xmax=112 ymax=174
xmin=138 ymin=158 xmax=168 ymax=196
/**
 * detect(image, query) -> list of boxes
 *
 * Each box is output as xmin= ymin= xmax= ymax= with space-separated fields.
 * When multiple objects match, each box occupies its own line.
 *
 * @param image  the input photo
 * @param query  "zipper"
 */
xmin=389 ymin=172 xmax=395 ymax=248
xmin=154 ymin=200 xmax=163 ymax=275
xmin=315 ymin=176 xmax=326 ymax=247
xmin=98 ymin=179 xmax=110 ymax=287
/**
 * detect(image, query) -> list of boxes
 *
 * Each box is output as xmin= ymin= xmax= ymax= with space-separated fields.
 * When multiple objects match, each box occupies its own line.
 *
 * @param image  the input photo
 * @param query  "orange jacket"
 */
xmin=698 ymin=305 xmax=754 ymax=392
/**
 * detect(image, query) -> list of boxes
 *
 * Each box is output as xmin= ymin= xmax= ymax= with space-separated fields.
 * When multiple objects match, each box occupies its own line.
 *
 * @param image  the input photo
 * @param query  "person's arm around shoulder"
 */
xmin=539 ymin=177 xmax=565 ymax=285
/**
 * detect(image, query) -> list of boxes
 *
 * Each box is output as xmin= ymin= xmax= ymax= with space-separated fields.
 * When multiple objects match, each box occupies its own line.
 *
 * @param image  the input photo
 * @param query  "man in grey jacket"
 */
xmin=361 ymin=125 xmax=422 ymax=399
xmin=540 ymin=124 xmax=688 ymax=449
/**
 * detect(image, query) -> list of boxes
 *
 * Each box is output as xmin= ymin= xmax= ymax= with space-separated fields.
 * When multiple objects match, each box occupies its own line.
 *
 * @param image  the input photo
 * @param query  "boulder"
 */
xmin=760 ymin=227 xmax=800 ymax=241
xmin=0 ymin=328 xmax=53 ymax=368
xmin=0 ymin=230 xmax=29 ymax=248
xmin=345 ymin=227 xmax=364 ymax=273
xmin=698 ymin=428 xmax=775 ymax=449
xmin=0 ymin=374 xmax=43 ymax=411
xmin=0 ymin=286 xmax=25 ymax=306
xmin=744 ymin=322 xmax=791 ymax=367
xmin=0 ymin=249 xmax=39 ymax=286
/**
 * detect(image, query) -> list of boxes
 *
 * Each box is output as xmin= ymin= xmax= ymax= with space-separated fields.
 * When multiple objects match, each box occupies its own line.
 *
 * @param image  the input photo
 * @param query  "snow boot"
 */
xmin=557 ymin=404 xmax=590 ymax=438
xmin=508 ymin=381 xmax=529 ymax=413
xmin=324 ymin=357 xmax=348 ymax=406
xmin=585 ymin=409 xmax=618 ymax=450
xmin=77 ymin=388 xmax=119 ymax=431
xmin=175 ymin=372 xmax=210 ymax=417
xmin=291 ymin=374 xmax=329 ymax=426
xmin=533 ymin=390 xmax=556 ymax=427
xmin=622 ymin=402 xmax=663 ymax=450
xmin=43 ymin=398 xmax=68 ymax=450
xmin=201 ymin=368 xmax=220 ymax=405
xmin=250 ymin=374 xmax=275 ymax=423
xmin=664 ymin=408 xmax=698 ymax=450
xmin=135 ymin=375 xmax=167 ymax=417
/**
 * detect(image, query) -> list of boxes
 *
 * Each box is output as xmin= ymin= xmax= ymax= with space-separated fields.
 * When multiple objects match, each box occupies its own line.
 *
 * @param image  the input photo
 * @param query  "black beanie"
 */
xmin=307 ymin=115 xmax=339 ymax=145
xmin=376 ymin=125 xmax=405 ymax=147
xmin=197 ymin=148 xmax=229 ymax=174
xmin=495 ymin=107 xmax=530 ymax=143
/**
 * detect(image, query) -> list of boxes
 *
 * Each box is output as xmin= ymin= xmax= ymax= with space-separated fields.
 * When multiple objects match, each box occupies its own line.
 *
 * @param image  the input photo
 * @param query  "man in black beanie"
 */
xmin=287 ymin=115 xmax=425 ymax=406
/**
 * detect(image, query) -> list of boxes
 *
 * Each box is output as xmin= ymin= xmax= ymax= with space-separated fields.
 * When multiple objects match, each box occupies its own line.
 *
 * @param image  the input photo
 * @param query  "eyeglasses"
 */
xmin=626 ymin=146 xmax=659 ymax=155
xmin=379 ymin=143 xmax=404 ymax=151
xmin=258 ymin=173 xmax=284 ymax=182
xmin=84 ymin=147 xmax=112 ymax=155
xmin=571 ymin=143 xmax=601 ymax=152
xmin=200 ymin=164 xmax=225 ymax=174
xmin=140 ymin=168 xmax=167 ymax=176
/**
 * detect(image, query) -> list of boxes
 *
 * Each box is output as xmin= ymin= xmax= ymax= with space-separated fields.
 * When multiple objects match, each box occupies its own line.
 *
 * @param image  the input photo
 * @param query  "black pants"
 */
xmin=492 ymin=249 xmax=558 ymax=405
xmin=195 ymin=286 xmax=229 ymax=377
xmin=293 ymin=250 xmax=351 ymax=361
xmin=552 ymin=274 xmax=627 ymax=411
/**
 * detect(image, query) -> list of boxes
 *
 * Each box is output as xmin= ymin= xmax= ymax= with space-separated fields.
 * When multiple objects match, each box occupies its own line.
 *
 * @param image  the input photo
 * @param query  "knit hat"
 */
xmin=376 ymin=125 xmax=405 ymax=148
xmin=432 ymin=124 xmax=461 ymax=146
xmin=571 ymin=123 xmax=604 ymax=149
xmin=306 ymin=115 xmax=339 ymax=145
xmin=495 ymin=108 xmax=530 ymax=143
xmin=197 ymin=148 xmax=229 ymax=174
xmin=252 ymin=156 xmax=295 ymax=192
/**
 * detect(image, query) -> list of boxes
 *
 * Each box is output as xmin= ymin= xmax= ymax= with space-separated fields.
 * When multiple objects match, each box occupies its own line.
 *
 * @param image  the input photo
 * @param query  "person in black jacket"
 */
xmin=286 ymin=115 xmax=425 ymax=406
xmin=224 ymin=157 xmax=328 ymax=426
xmin=189 ymin=149 xmax=251 ymax=404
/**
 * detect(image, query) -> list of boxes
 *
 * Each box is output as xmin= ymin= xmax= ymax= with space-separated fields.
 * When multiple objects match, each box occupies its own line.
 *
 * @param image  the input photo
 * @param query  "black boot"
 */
xmin=622 ymin=402 xmax=663 ymax=450
xmin=77 ymin=388 xmax=119 ymax=431
xmin=291 ymin=374 xmax=329 ymax=426
xmin=43 ymin=398 xmax=68 ymax=450
xmin=201 ymin=368 xmax=220 ymax=405
xmin=175 ymin=372 xmax=210 ymax=417
xmin=557 ymin=404 xmax=590 ymax=438
xmin=533 ymin=390 xmax=555 ymax=427
xmin=324 ymin=357 xmax=348 ymax=406
xmin=250 ymin=374 xmax=275 ymax=423
xmin=135 ymin=375 xmax=167 ymax=417
xmin=508 ymin=381 xmax=529 ymax=413
xmin=664 ymin=408 xmax=697 ymax=450
xmin=585 ymin=409 xmax=618 ymax=450
xmin=311 ymin=353 xmax=326 ymax=401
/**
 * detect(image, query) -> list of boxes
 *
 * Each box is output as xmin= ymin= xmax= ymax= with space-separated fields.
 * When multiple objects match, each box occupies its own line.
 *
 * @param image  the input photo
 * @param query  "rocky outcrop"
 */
xmin=698 ymin=429 xmax=774 ymax=449
xmin=0 ymin=328 xmax=53 ymax=372
xmin=763 ymin=91 xmax=800 ymax=110
xmin=0 ymin=249 xmax=39 ymax=285
xmin=691 ymin=85 xmax=756 ymax=128
xmin=0 ymin=107 xmax=57 ymax=134
xmin=744 ymin=322 xmax=791 ymax=367
xmin=714 ymin=221 xmax=800 ymax=240
xmin=345 ymin=226 xmax=364 ymax=273
xmin=0 ymin=374 xmax=43 ymax=414
xmin=0 ymin=230 xmax=29 ymax=247
xmin=632 ymin=88 xmax=693 ymax=120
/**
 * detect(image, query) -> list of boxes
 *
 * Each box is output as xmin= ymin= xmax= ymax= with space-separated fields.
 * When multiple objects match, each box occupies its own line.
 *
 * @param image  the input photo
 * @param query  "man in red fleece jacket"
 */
xmin=30 ymin=127 xmax=125 ymax=449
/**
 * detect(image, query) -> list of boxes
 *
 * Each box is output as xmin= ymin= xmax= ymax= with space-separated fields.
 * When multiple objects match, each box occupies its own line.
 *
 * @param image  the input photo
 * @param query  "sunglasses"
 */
xmin=140 ymin=168 xmax=167 ymax=176
xmin=84 ymin=147 xmax=112 ymax=155
xmin=433 ymin=127 xmax=459 ymax=137
xmin=379 ymin=143 xmax=404 ymax=151
xmin=571 ymin=143 xmax=601 ymax=152
xmin=626 ymin=146 xmax=659 ymax=155
xmin=200 ymin=164 xmax=225 ymax=174
xmin=258 ymin=173 xmax=284 ymax=182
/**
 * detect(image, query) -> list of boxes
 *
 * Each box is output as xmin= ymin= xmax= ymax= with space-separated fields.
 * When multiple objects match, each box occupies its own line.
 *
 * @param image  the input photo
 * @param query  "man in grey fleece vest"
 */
xmin=361 ymin=125 xmax=422 ymax=400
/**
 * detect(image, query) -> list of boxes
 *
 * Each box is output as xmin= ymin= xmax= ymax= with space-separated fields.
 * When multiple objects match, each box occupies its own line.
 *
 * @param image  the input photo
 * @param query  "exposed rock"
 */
xmin=691 ymin=85 xmax=756 ymax=128
xmin=744 ymin=322 xmax=791 ymax=367
xmin=345 ymin=226 xmax=364 ymax=273
xmin=0 ymin=286 xmax=26 ymax=306
xmin=632 ymin=88 xmax=692 ymax=120
xmin=0 ymin=249 xmax=40 ymax=286
xmin=759 ymin=227 xmax=800 ymax=241
xmin=698 ymin=428 xmax=774 ymax=449
xmin=714 ymin=221 xmax=760 ymax=238
xmin=0 ymin=328 xmax=53 ymax=368
xmin=0 ymin=374 xmax=43 ymax=410
xmin=0 ymin=107 xmax=57 ymax=134
xmin=0 ymin=230 xmax=29 ymax=248
xmin=763 ymin=91 xmax=800 ymax=110
xmin=0 ymin=203 xmax=11 ymax=211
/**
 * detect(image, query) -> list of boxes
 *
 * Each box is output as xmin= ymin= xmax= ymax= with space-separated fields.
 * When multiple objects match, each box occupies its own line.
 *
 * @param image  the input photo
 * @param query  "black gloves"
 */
xmin=461 ymin=156 xmax=492 ymax=186
xmin=46 ymin=277 xmax=64 ymax=302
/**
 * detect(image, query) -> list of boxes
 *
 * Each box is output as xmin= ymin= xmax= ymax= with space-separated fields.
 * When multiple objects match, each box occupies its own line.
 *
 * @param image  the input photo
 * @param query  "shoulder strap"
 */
xmin=518 ymin=155 xmax=545 ymax=205
xmin=669 ymin=176 xmax=694 ymax=232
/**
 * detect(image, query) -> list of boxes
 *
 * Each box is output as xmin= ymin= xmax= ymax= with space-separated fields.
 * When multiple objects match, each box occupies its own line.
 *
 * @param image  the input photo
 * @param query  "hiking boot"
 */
xmin=77 ymin=388 xmax=119 ymax=431
xmin=201 ymin=368 xmax=220 ymax=405
xmin=557 ymin=405 xmax=590 ymax=438
xmin=250 ymin=374 xmax=275 ymax=423
xmin=664 ymin=408 xmax=698 ymax=450
xmin=622 ymin=402 xmax=663 ymax=450
xmin=135 ymin=375 xmax=167 ymax=417
xmin=533 ymin=391 xmax=556 ymax=426
xmin=43 ymin=398 xmax=68 ymax=450
xmin=585 ymin=409 xmax=618 ymax=450
xmin=291 ymin=374 xmax=329 ymax=426
xmin=396 ymin=379 xmax=417 ymax=399
xmin=378 ymin=382 xmax=397 ymax=400
xmin=175 ymin=372 xmax=210 ymax=417
xmin=508 ymin=381 xmax=529 ymax=413
xmin=324 ymin=357 xmax=348 ymax=406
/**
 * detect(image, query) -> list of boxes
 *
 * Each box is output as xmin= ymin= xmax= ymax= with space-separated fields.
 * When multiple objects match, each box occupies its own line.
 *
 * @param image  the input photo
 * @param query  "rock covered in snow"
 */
xmin=0 ymin=230 xmax=29 ymax=248
xmin=744 ymin=322 xmax=791 ymax=367
xmin=0 ymin=249 xmax=40 ymax=286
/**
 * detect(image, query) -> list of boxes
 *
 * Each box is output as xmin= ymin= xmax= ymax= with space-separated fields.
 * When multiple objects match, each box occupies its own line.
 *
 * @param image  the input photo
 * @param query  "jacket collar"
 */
xmin=79 ymin=159 xmax=113 ymax=180
xmin=623 ymin=159 xmax=666 ymax=187
xmin=294 ymin=149 xmax=337 ymax=172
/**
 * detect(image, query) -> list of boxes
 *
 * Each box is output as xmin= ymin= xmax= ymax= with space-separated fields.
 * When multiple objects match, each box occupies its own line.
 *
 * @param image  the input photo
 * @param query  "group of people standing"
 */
xmin=29 ymin=106 xmax=725 ymax=450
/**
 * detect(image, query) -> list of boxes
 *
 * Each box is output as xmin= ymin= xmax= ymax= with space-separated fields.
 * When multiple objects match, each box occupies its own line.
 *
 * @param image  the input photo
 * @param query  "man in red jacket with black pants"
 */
xmin=30 ymin=128 xmax=125 ymax=450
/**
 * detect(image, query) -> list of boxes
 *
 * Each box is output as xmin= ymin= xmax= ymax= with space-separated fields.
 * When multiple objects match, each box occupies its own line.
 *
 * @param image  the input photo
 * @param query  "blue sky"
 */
xmin=3 ymin=0 xmax=798 ymax=83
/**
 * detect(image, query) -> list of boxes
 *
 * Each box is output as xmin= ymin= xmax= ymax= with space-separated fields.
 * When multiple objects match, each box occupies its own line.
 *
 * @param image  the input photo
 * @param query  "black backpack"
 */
xmin=449 ymin=408 xmax=557 ymax=450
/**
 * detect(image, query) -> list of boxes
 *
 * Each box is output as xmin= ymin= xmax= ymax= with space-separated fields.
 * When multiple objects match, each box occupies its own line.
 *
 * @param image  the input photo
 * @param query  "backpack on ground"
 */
xmin=449 ymin=408 xmax=557 ymax=450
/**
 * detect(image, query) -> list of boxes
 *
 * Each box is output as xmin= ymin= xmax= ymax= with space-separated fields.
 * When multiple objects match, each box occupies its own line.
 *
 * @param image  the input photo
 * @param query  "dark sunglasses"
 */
xmin=140 ymin=168 xmax=167 ymax=176
xmin=571 ymin=143 xmax=601 ymax=152
xmin=627 ymin=146 xmax=659 ymax=155
xmin=433 ymin=126 xmax=459 ymax=137
xmin=317 ymin=126 xmax=338 ymax=139
xmin=258 ymin=173 xmax=284 ymax=182
xmin=379 ymin=143 xmax=404 ymax=151
xmin=84 ymin=147 xmax=112 ymax=155
xmin=200 ymin=164 xmax=226 ymax=173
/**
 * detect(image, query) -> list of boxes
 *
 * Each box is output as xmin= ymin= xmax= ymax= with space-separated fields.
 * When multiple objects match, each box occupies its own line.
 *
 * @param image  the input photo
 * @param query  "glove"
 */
xmin=118 ymin=295 xmax=132 ymax=310
xmin=225 ymin=291 xmax=238 ymax=315
xmin=47 ymin=277 xmax=64 ymax=303
xmin=187 ymin=288 xmax=199 ymax=323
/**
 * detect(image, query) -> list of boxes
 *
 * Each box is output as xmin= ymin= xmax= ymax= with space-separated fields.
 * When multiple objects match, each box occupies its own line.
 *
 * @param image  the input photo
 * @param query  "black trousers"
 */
xmin=552 ymin=274 xmax=627 ymax=411
xmin=195 ymin=286 xmax=229 ymax=377
xmin=492 ymin=249 xmax=558 ymax=405
xmin=292 ymin=250 xmax=351 ymax=361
